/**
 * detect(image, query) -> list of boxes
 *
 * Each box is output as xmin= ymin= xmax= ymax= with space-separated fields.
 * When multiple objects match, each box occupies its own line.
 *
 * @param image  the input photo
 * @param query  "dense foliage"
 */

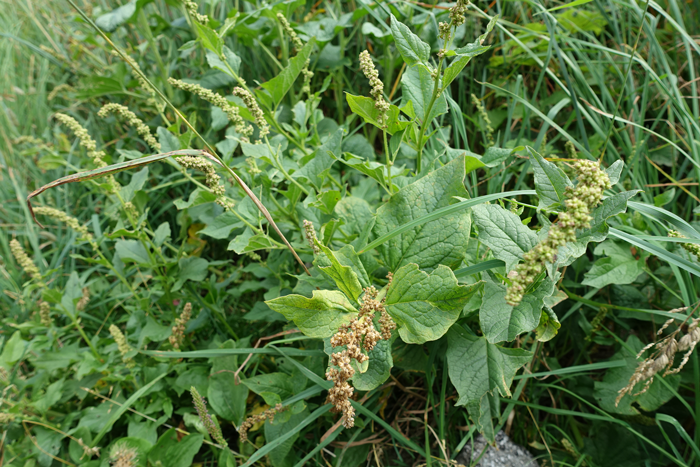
xmin=2 ymin=0 xmax=700 ymax=466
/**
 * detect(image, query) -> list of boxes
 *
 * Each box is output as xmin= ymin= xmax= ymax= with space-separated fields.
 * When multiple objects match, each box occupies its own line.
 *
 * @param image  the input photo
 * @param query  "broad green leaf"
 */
xmin=120 ymin=167 xmax=149 ymax=202
xmin=479 ymin=276 xmax=555 ymax=343
xmin=0 ymin=331 xmax=27 ymax=365
xmin=174 ymin=187 xmax=218 ymax=209
xmin=442 ymin=16 xmax=497 ymax=88
xmin=390 ymin=14 xmax=430 ymax=67
xmin=385 ymin=264 xmax=478 ymax=344
xmin=345 ymin=94 xmax=410 ymax=135
xmin=400 ymin=66 xmax=447 ymax=124
xmin=243 ymin=372 xmax=296 ymax=400
xmin=199 ymin=211 xmax=243 ymax=239
xmin=266 ymin=290 xmax=357 ymax=338
xmin=352 ymin=337 xmax=394 ymax=391
xmin=528 ymin=147 xmax=572 ymax=209
xmin=372 ymin=156 xmax=471 ymax=271
xmin=535 ymin=307 xmax=561 ymax=342
xmin=582 ymin=241 xmax=645 ymax=288
xmin=335 ymin=197 xmax=375 ymax=237
xmin=314 ymin=243 xmax=370 ymax=302
xmin=341 ymin=153 xmax=388 ymax=186
xmin=264 ymin=410 xmax=310 ymax=467
xmin=605 ymin=160 xmax=624 ymax=185
xmin=194 ymin=21 xmax=222 ymax=55
xmin=294 ymin=128 xmax=342 ymax=189
xmin=472 ymin=204 xmax=539 ymax=272
xmin=446 ymin=325 xmax=532 ymax=407
xmin=260 ymin=39 xmax=316 ymax=108
xmin=115 ymin=239 xmax=150 ymax=264
xmin=148 ymin=429 xmax=203 ymax=467
xmin=227 ymin=228 xmax=277 ymax=254
xmin=206 ymin=46 xmax=241 ymax=80
xmin=466 ymin=391 xmax=499 ymax=445
xmin=95 ymin=0 xmax=137 ymax=32
xmin=174 ymin=257 xmax=209 ymax=291
xmin=594 ymin=336 xmax=680 ymax=415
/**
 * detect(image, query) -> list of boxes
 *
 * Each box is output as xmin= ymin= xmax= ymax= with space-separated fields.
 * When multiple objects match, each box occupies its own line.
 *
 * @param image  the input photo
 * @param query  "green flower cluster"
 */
xmin=54 ymin=113 xmax=108 ymax=168
xmin=54 ymin=113 xmax=119 ymax=192
xmin=506 ymin=160 xmax=611 ymax=306
xmin=190 ymin=386 xmax=227 ymax=447
xmin=668 ymin=230 xmax=700 ymax=258
xmin=168 ymin=78 xmax=253 ymax=141
xmin=359 ymin=50 xmax=390 ymax=127
xmin=33 ymin=206 xmax=94 ymax=243
xmin=276 ymin=13 xmax=313 ymax=96
xmin=184 ymin=0 xmax=208 ymax=24
xmin=109 ymin=324 xmax=135 ymax=368
xmin=439 ymin=0 xmax=468 ymax=40
xmin=98 ymin=103 xmax=160 ymax=151
xmin=10 ymin=239 xmax=42 ymax=284
xmin=233 ymin=87 xmax=269 ymax=140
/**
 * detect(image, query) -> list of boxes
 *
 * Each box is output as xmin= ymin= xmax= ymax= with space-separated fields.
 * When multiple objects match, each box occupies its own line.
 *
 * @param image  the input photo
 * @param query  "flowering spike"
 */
xmin=191 ymin=386 xmax=228 ymax=446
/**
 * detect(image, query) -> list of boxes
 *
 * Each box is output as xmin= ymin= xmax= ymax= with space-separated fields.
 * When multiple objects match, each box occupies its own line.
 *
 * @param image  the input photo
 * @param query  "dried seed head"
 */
xmin=110 ymin=443 xmax=137 ymax=467
xmin=238 ymin=403 xmax=286 ymax=442
xmin=325 ymin=285 xmax=396 ymax=428
xmin=169 ymin=302 xmax=193 ymax=349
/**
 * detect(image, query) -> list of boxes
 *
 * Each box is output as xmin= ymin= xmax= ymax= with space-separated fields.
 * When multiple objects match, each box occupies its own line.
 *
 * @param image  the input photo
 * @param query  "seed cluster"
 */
xmin=98 ymin=104 xmax=160 ymax=151
xmin=668 ymin=230 xmax=700 ymax=259
xmin=471 ymin=94 xmax=495 ymax=147
xmin=176 ymin=155 xmax=236 ymax=212
xmin=506 ymin=160 xmax=611 ymax=306
xmin=238 ymin=403 xmax=285 ymax=442
xmin=110 ymin=443 xmax=137 ymax=467
xmin=33 ymin=206 xmax=93 ymax=243
xmin=184 ymin=0 xmax=208 ymax=24
xmin=191 ymin=386 xmax=228 ymax=446
xmin=326 ymin=285 xmax=396 ymax=428
xmin=109 ymin=324 xmax=134 ymax=368
xmin=115 ymin=52 xmax=161 ymax=109
xmin=439 ymin=0 xmax=468 ymax=40
xmin=617 ymin=310 xmax=699 ymax=406
xmin=169 ymin=302 xmax=192 ymax=349
xmin=359 ymin=50 xmax=390 ymax=128
xmin=39 ymin=301 xmax=52 ymax=326
xmin=54 ymin=113 xmax=108 ymax=168
xmin=233 ymin=87 xmax=269 ymax=139
xmin=277 ymin=13 xmax=313 ymax=96
xmin=76 ymin=287 xmax=90 ymax=312
xmin=303 ymin=220 xmax=320 ymax=254
xmin=54 ymin=113 xmax=119 ymax=192
xmin=168 ymin=78 xmax=253 ymax=141
xmin=10 ymin=239 xmax=42 ymax=284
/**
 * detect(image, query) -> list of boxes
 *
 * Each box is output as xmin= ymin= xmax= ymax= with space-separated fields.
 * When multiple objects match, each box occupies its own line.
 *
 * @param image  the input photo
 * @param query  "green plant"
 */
xmin=2 ymin=0 xmax=700 ymax=465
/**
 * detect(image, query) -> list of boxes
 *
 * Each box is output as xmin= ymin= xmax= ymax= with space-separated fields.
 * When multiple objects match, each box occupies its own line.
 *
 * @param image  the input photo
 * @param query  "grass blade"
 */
xmin=91 ymin=371 xmax=168 ymax=447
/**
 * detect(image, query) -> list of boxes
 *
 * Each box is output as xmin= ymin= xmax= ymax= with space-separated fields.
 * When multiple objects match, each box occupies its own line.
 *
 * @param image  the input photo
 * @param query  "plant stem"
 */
xmin=416 ymin=59 xmax=444 ymax=173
